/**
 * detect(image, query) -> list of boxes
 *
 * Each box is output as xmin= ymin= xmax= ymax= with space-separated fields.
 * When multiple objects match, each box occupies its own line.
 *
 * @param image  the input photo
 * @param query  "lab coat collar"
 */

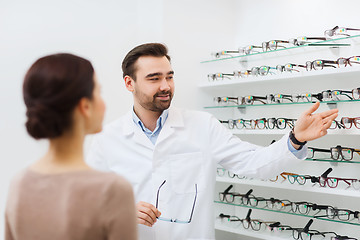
xmin=121 ymin=107 xmax=184 ymax=137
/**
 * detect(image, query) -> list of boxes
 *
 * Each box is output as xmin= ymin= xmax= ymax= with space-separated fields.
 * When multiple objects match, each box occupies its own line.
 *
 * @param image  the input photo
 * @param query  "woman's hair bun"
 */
xmin=23 ymin=53 xmax=94 ymax=140
xmin=25 ymin=103 xmax=65 ymax=139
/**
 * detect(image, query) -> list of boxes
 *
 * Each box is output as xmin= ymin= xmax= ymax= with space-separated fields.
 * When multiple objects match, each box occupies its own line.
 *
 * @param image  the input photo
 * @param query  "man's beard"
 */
xmin=136 ymin=90 xmax=173 ymax=112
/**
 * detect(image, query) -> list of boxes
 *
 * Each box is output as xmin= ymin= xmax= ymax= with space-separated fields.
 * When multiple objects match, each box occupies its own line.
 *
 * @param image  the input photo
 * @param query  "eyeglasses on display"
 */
xmin=308 ymin=145 xmax=360 ymax=161
xmin=250 ymin=66 xmax=277 ymax=76
xmin=289 ymin=36 xmax=327 ymax=46
xmin=266 ymin=93 xmax=293 ymax=104
xmin=211 ymin=50 xmax=241 ymax=58
xmin=336 ymin=56 xmax=360 ymax=67
xmin=262 ymin=40 xmax=289 ymax=52
xmin=214 ymin=96 xmax=242 ymax=105
xmin=291 ymin=93 xmax=323 ymax=103
xmin=340 ymin=117 xmax=360 ymax=129
xmin=239 ymin=45 xmax=263 ymax=55
xmin=155 ymin=180 xmax=197 ymax=223
xmin=330 ymin=120 xmax=346 ymax=130
xmin=207 ymin=72 xmax=235 ymax=81
xmin=276 ymin=63 xmax=307 ymax=73
xmin=325 ymin=26 xmax=360 ymax=38
xmin=219 ymin=119 xmax=250 ymax=129
xmin=305 ymin=59 xmax=338 ymax=71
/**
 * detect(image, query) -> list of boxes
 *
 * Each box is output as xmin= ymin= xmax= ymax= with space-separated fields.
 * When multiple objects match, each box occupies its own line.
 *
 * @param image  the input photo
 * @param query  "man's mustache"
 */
xmin=154 ymin=91 xmax=172 ymax=98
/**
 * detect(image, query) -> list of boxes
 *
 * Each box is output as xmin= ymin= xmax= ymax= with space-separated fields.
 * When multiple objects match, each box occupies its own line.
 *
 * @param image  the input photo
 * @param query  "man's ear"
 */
xmin=124 ymin=75 xmax=135 ymax=92
xmin=77 ymin=97 xmax=91 ymax=118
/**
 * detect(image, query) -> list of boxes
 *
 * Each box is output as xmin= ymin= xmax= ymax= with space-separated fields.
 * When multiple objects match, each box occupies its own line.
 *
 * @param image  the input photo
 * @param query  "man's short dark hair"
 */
xmin=122 ymin=43 xmax=171 ymax=80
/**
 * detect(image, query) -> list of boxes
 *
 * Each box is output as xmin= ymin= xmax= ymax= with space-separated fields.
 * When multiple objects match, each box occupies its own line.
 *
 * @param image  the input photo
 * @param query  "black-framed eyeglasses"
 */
xmin=267 ymin=117 xmax=296 ymax=130
xmin=306 ymin=59 xmax=338 ymax=71
xmin=330 ymin=120 xmax=346 ymax=130
xmin=324 ymin=26 xmax=360 ymax=38
xmin=155 ymin=180 xmax=197 ymax=224
xmin=289 ymin=219 xmax=326 ymax=240
xmin=308 ymin=145 xmax=360 ymax=161
xmin=262 ymin=40 xmax=289 ymax=52
xmin=276 ymin=63 xmax=307 ymax=73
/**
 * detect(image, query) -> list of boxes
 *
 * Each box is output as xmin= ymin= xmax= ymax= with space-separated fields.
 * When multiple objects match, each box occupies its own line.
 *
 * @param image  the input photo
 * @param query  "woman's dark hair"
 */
xmin=23 ymin=53 xmax=95 ymax=139
xmin=122 ymin=43 xmax=171 ymax=80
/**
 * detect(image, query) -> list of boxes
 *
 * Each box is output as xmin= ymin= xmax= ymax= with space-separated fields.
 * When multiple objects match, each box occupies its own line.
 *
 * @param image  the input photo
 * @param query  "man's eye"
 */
xmin=150 ymin=78 xmax=159 ymax=81
xmin=167 ymin=76 xmax=174 ymax=80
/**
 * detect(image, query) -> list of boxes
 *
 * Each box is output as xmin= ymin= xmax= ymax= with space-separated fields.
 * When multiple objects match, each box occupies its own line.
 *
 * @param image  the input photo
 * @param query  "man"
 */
xmin=87 ymin=43 xmax=338 ymax=240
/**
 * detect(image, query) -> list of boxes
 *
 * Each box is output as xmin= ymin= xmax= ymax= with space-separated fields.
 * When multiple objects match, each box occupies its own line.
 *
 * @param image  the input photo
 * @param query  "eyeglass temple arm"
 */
xmin=280 ymin=172 xmax=297 ymax=180
xmin=321 ymin=168 xmax=333 ymax=178
xmin=219 ymin=213 xmax=230 ymax=219
xmin=354 ymin=149 xmax=360 ymax=156
xmin=340 ymin=91 xmax=354 ymax=99
xmin=306 ymin=37 xmax=327 ymax=40
xmin=245 ymin=209 xmax=252 ymax=221
xmin=188 ymin=184 xmax=197 ymax=223
xmin=244 ymin=189 xmax=253 ymax=197
xmin=310 ymin=147 xmax=331 ymax=153
xmin=217 ymin=50 xmax=239 ymax=55
xmin=268 ymin=222 xmax=281 ymax=228
xmin=302 ymin=219 xmax=313 ymax=232
xmin=156 ymin=180 xmax=166 ymax=209
xmin=224 ymin=185 xmax=233 ymax=193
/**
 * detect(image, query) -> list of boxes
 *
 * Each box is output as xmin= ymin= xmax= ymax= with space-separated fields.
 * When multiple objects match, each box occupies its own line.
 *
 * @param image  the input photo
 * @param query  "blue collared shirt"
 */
xmin=132 ymin=109 xmax=169 ymax=145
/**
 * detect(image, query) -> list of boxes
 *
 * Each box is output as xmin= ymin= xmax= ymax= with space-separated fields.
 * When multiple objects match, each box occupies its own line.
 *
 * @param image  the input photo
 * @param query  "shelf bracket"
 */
xmin=237 ymin=106 xmax=246 ymax=114
xmin=326 ymin=102 xmax=337 ymax=109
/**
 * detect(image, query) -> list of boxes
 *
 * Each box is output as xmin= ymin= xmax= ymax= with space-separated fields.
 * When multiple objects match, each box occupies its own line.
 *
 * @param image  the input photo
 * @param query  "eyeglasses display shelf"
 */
xmin=215 ymin=223 xmax=290 ymax=240
xmin=216 ymin=177 xmax=360 ymax=198
xmin=199 ymin=66 xmax=360 ymax=89
xmin=201 ymin=34 xmax=360 ymax=64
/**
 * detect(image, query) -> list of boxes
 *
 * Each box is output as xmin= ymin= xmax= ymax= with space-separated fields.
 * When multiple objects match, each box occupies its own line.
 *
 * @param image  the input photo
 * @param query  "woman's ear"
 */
xmin=124 ymin=75 xmax=134 ymax=92
xmin=77 ymin=97 xmax=92 ymax=118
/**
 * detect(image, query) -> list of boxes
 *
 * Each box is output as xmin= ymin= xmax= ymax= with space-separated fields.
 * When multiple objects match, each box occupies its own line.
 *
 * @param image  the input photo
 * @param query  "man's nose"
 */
xmin=159 ymin=78 xmax=171 ymax=91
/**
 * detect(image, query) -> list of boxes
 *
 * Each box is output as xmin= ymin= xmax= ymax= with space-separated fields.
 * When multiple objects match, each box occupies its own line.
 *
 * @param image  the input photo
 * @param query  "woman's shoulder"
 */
xmin=87 ymin=170 xmax=132 ymax=191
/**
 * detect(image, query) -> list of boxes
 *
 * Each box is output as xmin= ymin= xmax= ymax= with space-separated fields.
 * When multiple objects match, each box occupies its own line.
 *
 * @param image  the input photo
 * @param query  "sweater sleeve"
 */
xmin=103 ymin=176 xmax=138 ymax=240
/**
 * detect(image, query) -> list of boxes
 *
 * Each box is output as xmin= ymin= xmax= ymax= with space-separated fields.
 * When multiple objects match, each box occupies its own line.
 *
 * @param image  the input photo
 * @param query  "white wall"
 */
xmin=0 ymin=0 xmax=237 ymax=236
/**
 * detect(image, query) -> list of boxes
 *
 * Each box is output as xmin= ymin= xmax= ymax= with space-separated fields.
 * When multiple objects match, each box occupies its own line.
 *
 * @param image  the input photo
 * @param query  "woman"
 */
xmin=5 ymin=53 xmax=137 ymax=240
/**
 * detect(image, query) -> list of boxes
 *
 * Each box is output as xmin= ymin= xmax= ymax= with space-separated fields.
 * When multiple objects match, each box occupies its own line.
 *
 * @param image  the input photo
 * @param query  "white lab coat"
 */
xmin=86 ymin=107 xmax=305 ymax=240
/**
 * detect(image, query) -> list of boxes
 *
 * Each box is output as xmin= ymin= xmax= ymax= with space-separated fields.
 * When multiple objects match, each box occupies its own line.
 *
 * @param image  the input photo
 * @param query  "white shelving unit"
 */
xmin=201 ymin=35 xmax=360 ymax=239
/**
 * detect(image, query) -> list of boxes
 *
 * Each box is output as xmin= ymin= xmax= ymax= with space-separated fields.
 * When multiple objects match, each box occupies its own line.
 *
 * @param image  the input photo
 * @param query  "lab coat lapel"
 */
xmin=122 ymin=110 xmax=154 ymax=150
xmin=156 ymin=108 xmax=184 ymax=145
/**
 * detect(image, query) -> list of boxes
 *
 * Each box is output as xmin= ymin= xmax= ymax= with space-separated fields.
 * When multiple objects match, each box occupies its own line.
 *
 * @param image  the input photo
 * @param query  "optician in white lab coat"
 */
xmin=86 ymin=43 xmax=338 ymax=240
